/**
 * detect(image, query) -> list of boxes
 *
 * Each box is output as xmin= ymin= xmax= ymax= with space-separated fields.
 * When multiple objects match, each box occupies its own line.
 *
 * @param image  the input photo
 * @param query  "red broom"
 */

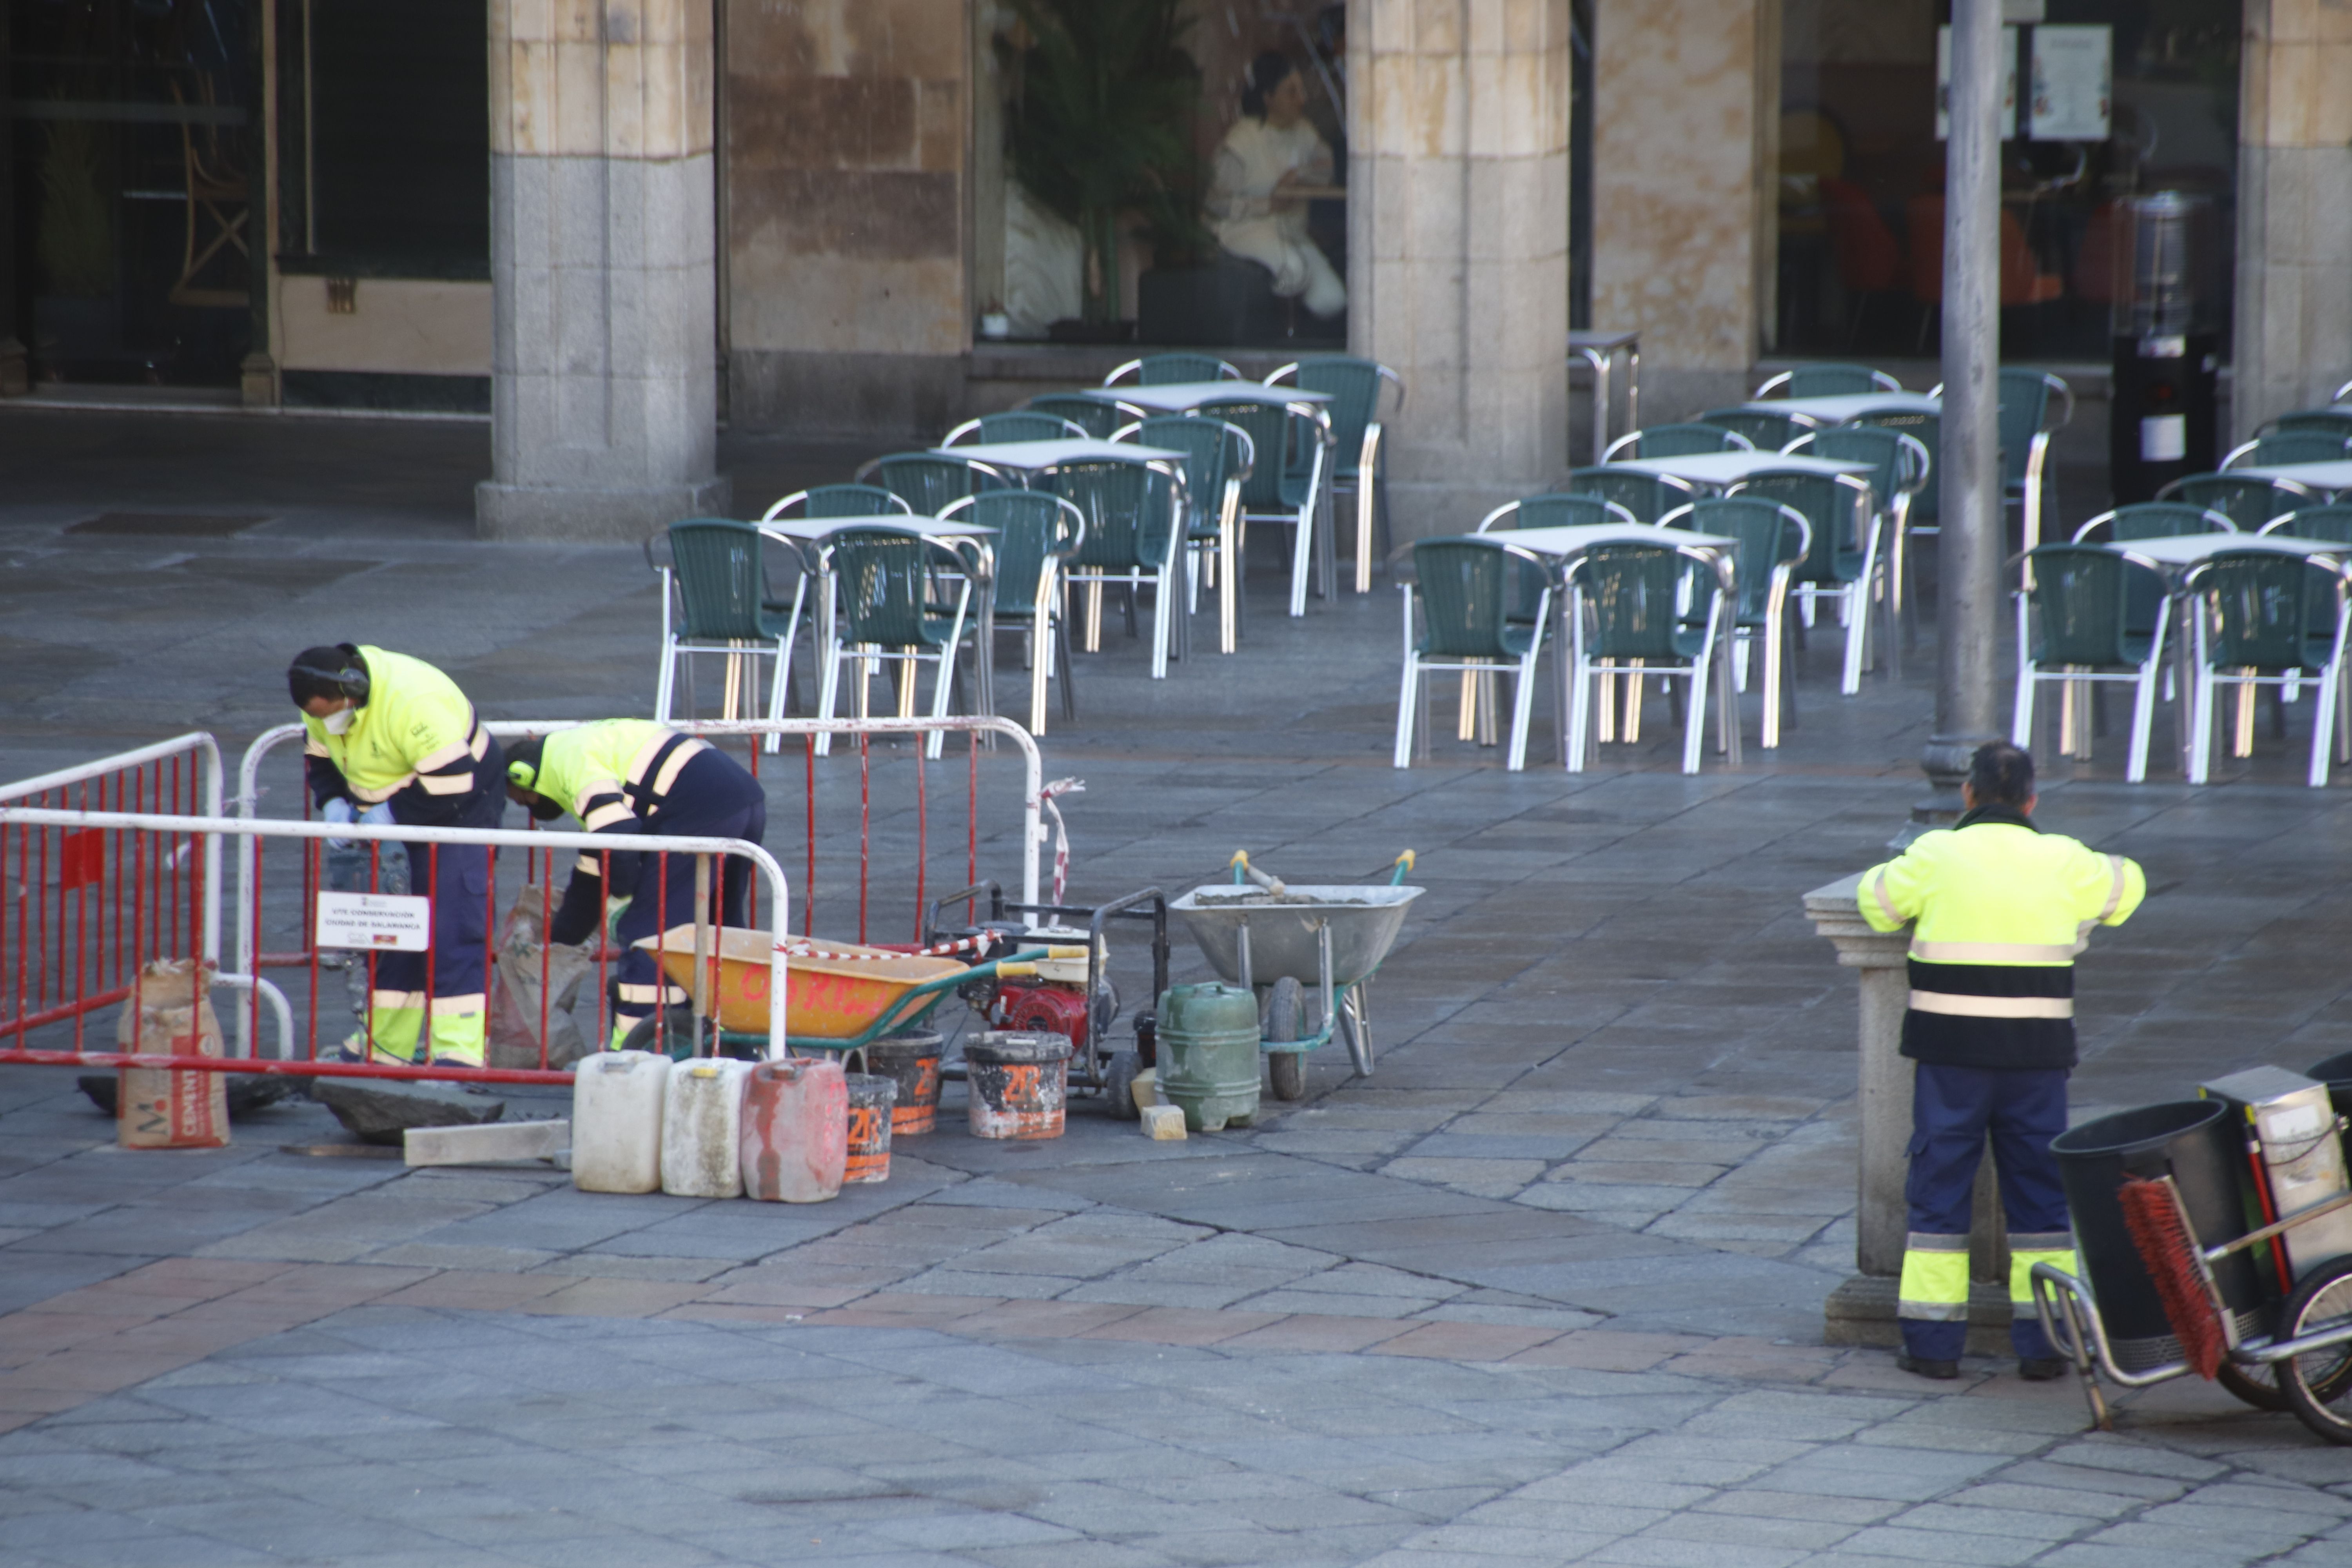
xmin=2117 ymin=1174 xmax=2229 ymax=1378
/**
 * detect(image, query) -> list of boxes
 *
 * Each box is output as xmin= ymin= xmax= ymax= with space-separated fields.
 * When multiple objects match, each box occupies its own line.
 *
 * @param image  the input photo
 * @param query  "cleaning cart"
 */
xmin=1169 ymin=851 xmax=1421 ymax=1100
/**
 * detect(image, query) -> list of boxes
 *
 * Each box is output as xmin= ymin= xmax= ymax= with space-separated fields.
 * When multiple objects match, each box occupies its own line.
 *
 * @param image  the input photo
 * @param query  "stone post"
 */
xmin=1349 ymin=0 xmax=1572 ymax=547
xmin=1807 ymin=873 xmax=2014 ymax=1353
xmin=476 ymin=0 xmax=730 ymax=539
xmin=2231 ymin=0 xmax=2352 ymax=441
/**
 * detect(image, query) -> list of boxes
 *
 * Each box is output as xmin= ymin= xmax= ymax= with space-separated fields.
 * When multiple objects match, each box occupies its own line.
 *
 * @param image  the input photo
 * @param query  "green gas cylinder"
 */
xmin=1156 ymin=983 xmax=1262 ymax=1132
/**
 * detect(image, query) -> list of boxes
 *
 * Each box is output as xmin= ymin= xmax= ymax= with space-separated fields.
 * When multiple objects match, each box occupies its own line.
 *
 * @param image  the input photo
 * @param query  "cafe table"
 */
xmin=1736 ymin=390 xmax=1940 ymax=426
xmin=2224 ymin=461 xmax=2352 ymax=496
xmin=1606 ymin=450 xmax=1873 ymax=489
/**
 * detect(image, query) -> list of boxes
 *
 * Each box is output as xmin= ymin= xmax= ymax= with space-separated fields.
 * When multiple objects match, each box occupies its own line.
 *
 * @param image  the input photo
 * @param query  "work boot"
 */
xmin=2018 ymin=1357 xmax=2070 ymax=1381
xmin=1896 ymin=1352 xmax=1960 ymax=1380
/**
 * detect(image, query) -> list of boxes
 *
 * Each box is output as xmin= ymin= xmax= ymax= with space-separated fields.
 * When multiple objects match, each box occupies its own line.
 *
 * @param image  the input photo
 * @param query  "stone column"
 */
xmin=476 ymin=0 xmax=729 ymax=539
xmin=0 ymin=0 xmax=24 ymax=397
xmin=2231 ymin=0 xmax=2352 ymax=441
xmin=1350 ymin=0 xmax=1572 ymax=546
xmin=1806 ymin=873 xmax=2014 ymax=1354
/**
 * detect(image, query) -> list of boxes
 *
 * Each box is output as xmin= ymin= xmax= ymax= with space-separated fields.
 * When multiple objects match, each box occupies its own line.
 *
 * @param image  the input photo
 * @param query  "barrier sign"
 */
xmin=316 ymin=891 xmax=432 ymax=951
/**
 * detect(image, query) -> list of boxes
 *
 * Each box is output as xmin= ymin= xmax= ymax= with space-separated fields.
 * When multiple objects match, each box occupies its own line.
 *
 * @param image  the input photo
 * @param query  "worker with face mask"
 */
xmin=501 ymin=721 xmax=767 ymax=1050
xmin=287 ymin=644 xmax=504 ymax=1067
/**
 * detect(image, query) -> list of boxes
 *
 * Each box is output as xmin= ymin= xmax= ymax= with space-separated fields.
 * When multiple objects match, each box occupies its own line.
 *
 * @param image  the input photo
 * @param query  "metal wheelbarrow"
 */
xmin=1169 ymin=851 xmax=1421 ymax=1100
xmin=625 ymin=924 xmax=1081 ymax=1060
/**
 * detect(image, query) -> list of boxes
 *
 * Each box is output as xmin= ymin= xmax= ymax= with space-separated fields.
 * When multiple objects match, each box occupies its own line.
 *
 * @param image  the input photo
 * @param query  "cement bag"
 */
xmin=487 ymin=885 xmax=594 ymax=1069
xmin=115 ymin=958 xmax=229 ymax=1149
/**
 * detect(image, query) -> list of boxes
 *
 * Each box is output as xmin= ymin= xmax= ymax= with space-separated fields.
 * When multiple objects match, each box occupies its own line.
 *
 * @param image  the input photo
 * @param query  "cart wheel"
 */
xmin=1264 ymin=977 xmax=1307 ymax=1101
xmin=1103 ymin=1051 xmax=1142 ymax=1120
xmin=2217 ymin=1362 xmax=2293 ymax=1412
xmin=618 ymin=1011 xmax=702 ymax=1061
xmin=2280 ymin=1255 xmax=2352 ymax=1444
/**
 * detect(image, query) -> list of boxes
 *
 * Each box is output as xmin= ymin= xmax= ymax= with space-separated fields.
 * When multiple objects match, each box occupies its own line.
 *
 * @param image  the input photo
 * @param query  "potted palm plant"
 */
xmin=1002 ymin=0 xmax=1200 ymax=336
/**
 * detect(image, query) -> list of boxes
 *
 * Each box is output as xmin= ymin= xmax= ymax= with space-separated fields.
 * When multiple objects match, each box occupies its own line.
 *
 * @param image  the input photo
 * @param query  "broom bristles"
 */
xmin=2117 ymin=1175 xmax=2226 ymax=1379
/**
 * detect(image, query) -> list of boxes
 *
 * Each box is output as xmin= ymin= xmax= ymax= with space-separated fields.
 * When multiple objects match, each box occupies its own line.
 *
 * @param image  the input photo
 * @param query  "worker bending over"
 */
xmin=288 ymin=645 xmax=505 ymax=1067
xmin=502 ymin=721 xmax=767 ymax=1049
xmin=1859 ymin=742 xmax=2144 ymax=1381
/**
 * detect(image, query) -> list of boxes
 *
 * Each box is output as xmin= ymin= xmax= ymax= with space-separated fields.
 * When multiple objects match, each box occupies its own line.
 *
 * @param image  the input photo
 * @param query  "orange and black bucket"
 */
xmin=865 ymin=1029 xmax=943 ymax=1135
xmin=842 ymin=1072 xmax=899 ymax=1184
xmin=964 ymin=1030 xmax=1071 ymax=1141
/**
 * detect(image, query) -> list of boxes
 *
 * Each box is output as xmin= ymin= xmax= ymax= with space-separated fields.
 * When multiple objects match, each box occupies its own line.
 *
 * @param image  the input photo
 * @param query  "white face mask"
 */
xmin=322 ymin=706 xmax=357 ymax=735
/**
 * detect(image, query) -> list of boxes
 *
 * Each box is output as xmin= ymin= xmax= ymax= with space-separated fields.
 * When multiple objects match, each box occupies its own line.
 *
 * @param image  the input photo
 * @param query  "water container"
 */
xmin=843 ymin=1073 xmax=899 ymax=1184
xmin=661 ymin=1057 xmax=752 ymax=1198
xmin=572 ymin=1049 xmax=670 ymax=1193
xmin=864 ymin=1030 xmax=943 ymax=1135
xmin=1157 ymin=983 xmax=1261 ymax=1133
xmin=741 ymin=1057 xmax=847 ymax=1202
xmin=2051 ymin=1099 xmax=2265 ymax=1371
xmin=965 ymin=1031 xmax=1071 ymax=1140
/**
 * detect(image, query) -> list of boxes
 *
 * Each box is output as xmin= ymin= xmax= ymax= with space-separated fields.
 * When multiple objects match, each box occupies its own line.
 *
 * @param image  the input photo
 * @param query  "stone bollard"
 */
xmin=1806 ymin=873 xmax=2016 ymax=1354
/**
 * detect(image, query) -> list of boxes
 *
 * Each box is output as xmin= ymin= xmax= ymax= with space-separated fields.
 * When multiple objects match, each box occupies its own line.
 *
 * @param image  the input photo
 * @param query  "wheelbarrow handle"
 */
xmin=1230 ymin=850 xmax=1285 ymax=897
xmin=828 ymin=945 xmax=1059 ymax=1049
xmin=1388 ymin=850 xmax=1416 ymax=886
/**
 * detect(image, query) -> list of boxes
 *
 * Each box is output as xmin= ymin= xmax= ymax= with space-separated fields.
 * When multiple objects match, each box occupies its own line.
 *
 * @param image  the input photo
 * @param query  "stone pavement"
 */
xmin=7 ymin=410 xmax=2352 ymax=1563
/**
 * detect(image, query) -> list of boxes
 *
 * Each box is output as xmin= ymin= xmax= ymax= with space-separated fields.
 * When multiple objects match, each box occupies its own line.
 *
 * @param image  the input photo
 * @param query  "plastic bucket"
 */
xmin=844 ymin=1073 xmax=899 ymax=1184
xmin=965 ymin=1031 xmax=1071 ymax=1141
xmin=865 ymin=1030 xmax=943 ymax=1135
xmin=2051 ymin=1100 xmax=2266 ymax=1371
xmin=1157 ymin=983 xmax=1261 ymax=1133
xmin=2309 ymin=1052 xmax=2352 ymax=1164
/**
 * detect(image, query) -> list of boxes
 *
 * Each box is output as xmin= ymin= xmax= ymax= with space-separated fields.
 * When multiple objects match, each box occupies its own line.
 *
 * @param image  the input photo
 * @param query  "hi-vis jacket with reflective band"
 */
xmin=1858 ymin=808 xmax=2145 ymax=1071
xmin=532 ymin=720 xmax=708 ymax=833
xmin=302 ymin=647 xmax=490 ymax=817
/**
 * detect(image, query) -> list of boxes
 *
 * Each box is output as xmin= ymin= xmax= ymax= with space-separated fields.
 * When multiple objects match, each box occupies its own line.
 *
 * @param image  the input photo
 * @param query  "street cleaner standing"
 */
xmin=288 ymin=644 xmax=505 ymax=1067
xmin=501 ymin=722 xmax=767 ymax=1050
xmin=1858 ymin=742 xmax=2145 ymax=1380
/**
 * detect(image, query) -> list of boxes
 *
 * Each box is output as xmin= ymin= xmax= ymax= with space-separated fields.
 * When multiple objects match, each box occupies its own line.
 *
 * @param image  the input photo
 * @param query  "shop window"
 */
xmin=981 ymin=0 xmax=1347 ymax=348
xmin=1775 ymin=0 xmax=2239 ymax=362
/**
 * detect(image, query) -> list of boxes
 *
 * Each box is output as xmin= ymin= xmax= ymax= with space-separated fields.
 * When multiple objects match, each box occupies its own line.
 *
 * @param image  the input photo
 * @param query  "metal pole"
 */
xmin=1906 ymin=0 xmax=2007 ymax=841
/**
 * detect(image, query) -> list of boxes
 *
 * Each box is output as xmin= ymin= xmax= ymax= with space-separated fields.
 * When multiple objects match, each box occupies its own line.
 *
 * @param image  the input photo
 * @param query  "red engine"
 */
xmin=994 ymin=980 xmax=1092 ymax=1049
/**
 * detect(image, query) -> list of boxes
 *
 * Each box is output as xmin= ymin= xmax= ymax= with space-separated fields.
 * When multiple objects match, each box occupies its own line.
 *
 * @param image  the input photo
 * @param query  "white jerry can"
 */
xmin=572 ymin=1050 xmax=671 ymax=1194
xmin=661 ymin=1057 xmax=753 ymax=1199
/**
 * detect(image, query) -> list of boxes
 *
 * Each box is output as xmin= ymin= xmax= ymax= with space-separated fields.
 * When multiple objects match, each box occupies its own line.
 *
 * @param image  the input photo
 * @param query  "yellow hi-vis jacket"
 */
xmin=1858 ymin=806 xmax=2145 ymax=1070
xmin=301 ymin=646 xmax=490 ymax=821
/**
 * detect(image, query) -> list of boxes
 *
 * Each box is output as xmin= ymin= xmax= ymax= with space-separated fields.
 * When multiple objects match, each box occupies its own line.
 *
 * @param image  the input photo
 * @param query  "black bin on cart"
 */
xmin=2051 ymin=1099 xmax=2265 ymax=1371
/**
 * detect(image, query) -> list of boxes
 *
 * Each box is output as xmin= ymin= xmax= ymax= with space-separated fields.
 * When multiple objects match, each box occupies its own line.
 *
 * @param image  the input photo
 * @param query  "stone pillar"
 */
xmin=1350 ymin=0 xmax=1572 ymax=545
xmin=1588 ymin=0 xmax=1776 ymax=423
xmin=1806 ymin=873 xmax=2014 ymax=1354
xmin=0 ymin=0 xmax=25 ymax=397
xmin=2231 ymin=0 xmax=2352 ymax=441
xmin=476 ymin=0 xmax=729 ymax=539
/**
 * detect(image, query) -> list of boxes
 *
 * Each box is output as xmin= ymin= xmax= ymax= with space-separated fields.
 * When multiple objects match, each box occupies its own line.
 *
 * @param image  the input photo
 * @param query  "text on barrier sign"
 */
xmin=315 ymin=891 xmax=433 ymax=952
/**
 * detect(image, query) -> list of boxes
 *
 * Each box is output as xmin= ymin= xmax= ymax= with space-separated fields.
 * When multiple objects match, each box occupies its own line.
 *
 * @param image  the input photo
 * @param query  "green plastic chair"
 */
xmin=750 ymin=485 xmax=915 ymax=715
xmin=1753 ymin=363 xmax=1902 ymax=398
xmin=1563 ymin=542 xmax=1731 ymax=775
xmin=1701 ymin=407 xmax=1816 ymax=451
xmin=2013 ymin=544 xmax=2172 ymax=782
xmin=1042 ymin=457 xmax=1187 ymax=678
xmin=2183 ymin=549 xmax=2352 ymax=786
xmin=939 ymin=490 xmax=1085 ymax=735
xmin=2221 ymin=431 xmax=2352 ymax=470
xmin=1121 ymin=415 xmax=1254 ymax=655
xmin=858 ymin=453 xmax=1005 ymax=517
xmin=652 ymin=518 xmax=796 ymax=727
xmin=1394 ymin=536 xmax=1553 ymax=771
xmin=1726 ymin=468 xmax=1880 ymax=696
xmin=944 ymin=411 xmax=1087 ymax=446
xmin=1997 ymin=369 xmax=2071 ymax=552
xmin=2268 ymin=409 xmax=2352 ymax=443
xmin=1660 ymin=497 xmax=1811 ymax=749
xmin=815 ymin=527 xmax=973 ymax=759
xmin=1194 ymin=395 xmax=1332 ymax=618
xmin=1106 ymin=354 xmax=1242 ymax=387
xmin=1603 ymin=424 xmax=1753 ymax=462
xmin=2157 ymin=472 xmax=2319 ymax=532
xmin=2262 ymin=505 xmax=2352 ymax=546
xmin=1266 ymin=357 xmax=1405 ymax=592
xmin=1561 ymin=465 xmax=1697 ymax=523
xmin=1784 ymin=425 xmax=1931 ymax=651
xmin=1025 ymin=394 xmax=1125 ymax=439
xmin=1475 ymin=493 xmax=1638 ymax=624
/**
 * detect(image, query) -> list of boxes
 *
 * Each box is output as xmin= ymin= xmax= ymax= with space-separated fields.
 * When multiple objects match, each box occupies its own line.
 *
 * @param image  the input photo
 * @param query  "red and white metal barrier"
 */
xmin=0 ymin=806 xmax=786 ymax=1083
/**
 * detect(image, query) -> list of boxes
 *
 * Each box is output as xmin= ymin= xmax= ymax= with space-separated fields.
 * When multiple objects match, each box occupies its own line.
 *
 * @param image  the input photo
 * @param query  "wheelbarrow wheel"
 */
xmin=1264 ymin=977 xmax=1306 ymax=1101
xmin=2280 ymin=1255 xmax=2352 ymax=1444
xmin=617 ymin=1010 xmax=720 ymax=1062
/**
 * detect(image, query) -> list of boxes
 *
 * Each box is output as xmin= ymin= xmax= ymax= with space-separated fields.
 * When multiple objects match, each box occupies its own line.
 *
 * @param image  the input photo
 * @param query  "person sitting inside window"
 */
xmin=1207 ymin=51 xmax=1346 ymax=320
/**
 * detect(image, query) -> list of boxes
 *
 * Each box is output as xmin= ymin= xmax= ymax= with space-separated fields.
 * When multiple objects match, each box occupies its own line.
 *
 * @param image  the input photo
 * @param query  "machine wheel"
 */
xmin=2217 ymin=1361 xmax=2293 ymax=1412
xmin=1103 ymin=1051 xmax=1142 ymax=1120
xmin=2280 ymin=1255 xmax=2352 ymax=1444
xmin=1264 ymin=977 xmax=1306 ymax=1101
